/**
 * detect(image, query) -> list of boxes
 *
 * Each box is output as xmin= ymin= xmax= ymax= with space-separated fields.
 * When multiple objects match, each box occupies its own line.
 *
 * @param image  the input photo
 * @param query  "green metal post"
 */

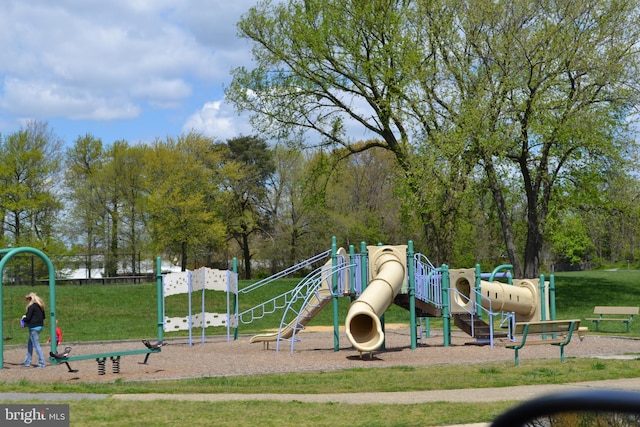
xmin=539 ymin=274 xmax=547 ymax=321
xmin=423 ymin=318 xmax=430 ymax=338
xmin=156 ymin=257 xmax=164 ymax=343
xmin=0 ymin=247 xmax=57 ymax=369
xmin=360 ymin=241 xmax=368 ymax=292
xmin=233 ymin=257 xmax=239 ymax=340
xmin=332 ymin=236 xmax=340 ymax=351
xmin=0 ymin=257 xmax=3 ymax=368
xmin=441 ymin=264 xmax=450 ymax=347
xmin=0 ymin=259 xmax=3 ymax=368
xmin=408 ymin=241 xmax=416 ymax=349
xmin=549 ymin=275 xmax=556 ymax=321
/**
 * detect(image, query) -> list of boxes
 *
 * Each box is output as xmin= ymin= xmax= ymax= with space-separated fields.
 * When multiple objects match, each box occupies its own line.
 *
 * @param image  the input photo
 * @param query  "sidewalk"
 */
xmin=107 ymin=377 xmax=640 ymax=404
xmin=1 ymin=378 xmax=638 ymax=403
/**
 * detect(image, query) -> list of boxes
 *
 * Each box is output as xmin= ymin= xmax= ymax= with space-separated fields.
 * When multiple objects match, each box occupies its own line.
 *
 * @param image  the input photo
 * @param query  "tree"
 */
xmin=108 ymin=143 xmax=150 ymax=274
xmin=573 ymin=167 xmax=640 ymax=267
xmin=424 ymin=0 xmax=640 ymax=277
xmin=218 ymin=136 xmax=275 ymax=279
xmin=228 ymin=0 xmax=472 ymax=264
xmin=146 ymin=133 xmax=226 ymax=271
xmin=227 ymin=0 xmax=640 ymax=277
xmin=261 ymin=144 xmax=314 ymax=270
xmin=0 ymin=121 xmax=63 ymax=248
xmin=98 ymin=141 xmax=129 ymax=276
xmin=64 ymin=134 xmax=106 ymax=277
xmin=319 ymin=145 xmax=405 ymax=246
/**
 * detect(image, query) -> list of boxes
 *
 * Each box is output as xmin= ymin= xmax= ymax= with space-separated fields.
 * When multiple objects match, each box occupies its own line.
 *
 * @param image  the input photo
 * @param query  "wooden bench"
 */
xmin=503 ymin=320 xmax=580 ymax=366
xmin=586 ymin=306 xmax=638 ymax=332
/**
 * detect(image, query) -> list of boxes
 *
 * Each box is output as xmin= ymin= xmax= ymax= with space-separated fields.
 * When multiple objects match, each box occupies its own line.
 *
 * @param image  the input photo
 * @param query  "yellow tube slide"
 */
xmin=345 ymin=245 xmax=407 ymax=353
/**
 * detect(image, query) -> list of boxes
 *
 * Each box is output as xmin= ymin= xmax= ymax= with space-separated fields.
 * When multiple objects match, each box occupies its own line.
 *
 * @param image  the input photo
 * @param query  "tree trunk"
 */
xmin=483 ymin=158 xmax=524 ymax=278
xmin=242 ymin=232 xmax=252 ymax=280
xmin=106 ymin=207 xmax=119 ymax=277
xmin=523 ymin=229 xmax=542 ymax=278
xmin=522 ymin=192 xmax=543 ymax=278
xmin=181 ymin=241 xmax=188 ymax=272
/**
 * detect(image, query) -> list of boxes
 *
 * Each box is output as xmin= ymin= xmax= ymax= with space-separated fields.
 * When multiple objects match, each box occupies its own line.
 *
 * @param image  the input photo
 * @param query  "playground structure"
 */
xmin=0 ymin=241 xmax=559 ymax=369
xmin=0 ymin=246 xmax=164 ymax=372
xmin=239 ymin=238 xmax=558 ymax=354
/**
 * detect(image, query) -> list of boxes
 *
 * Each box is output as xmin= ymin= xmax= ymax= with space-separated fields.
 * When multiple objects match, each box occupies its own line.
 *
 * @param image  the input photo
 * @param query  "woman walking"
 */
xmin=22 ymin=292 xmax=46 ymax=368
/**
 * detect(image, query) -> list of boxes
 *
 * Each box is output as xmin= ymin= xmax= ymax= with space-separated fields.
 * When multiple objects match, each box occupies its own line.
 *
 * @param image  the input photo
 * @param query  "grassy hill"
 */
xmin=2 ymin=269 xmax=640 ymax=343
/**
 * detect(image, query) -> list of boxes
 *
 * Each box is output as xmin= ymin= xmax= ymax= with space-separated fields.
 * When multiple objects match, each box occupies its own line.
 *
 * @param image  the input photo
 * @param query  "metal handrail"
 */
xmin=237 ymin=266 xmax=320 ymax=325
xmin=239 ymin=249 xmax=332 ymax=294
xmin=238 ymin=253 xmax=351 ymax=326
xmin=414 ymin=254 xmax=442 ymax=307
xmin=447 ymin=287 xmax=514 ymax=347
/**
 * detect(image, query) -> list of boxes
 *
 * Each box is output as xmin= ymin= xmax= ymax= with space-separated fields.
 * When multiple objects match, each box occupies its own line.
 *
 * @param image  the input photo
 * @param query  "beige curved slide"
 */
xmin=345 ymin=245 xmax=407 ymax=354
xmin=249 ymin=248 xmax=347 ymax=348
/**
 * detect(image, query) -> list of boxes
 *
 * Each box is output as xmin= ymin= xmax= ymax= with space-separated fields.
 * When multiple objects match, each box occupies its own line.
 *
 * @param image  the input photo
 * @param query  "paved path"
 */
xmin=1 ymin=377 xmax=638 ymax=404
xmin=106 ymin=378 xmax=640 ymax=404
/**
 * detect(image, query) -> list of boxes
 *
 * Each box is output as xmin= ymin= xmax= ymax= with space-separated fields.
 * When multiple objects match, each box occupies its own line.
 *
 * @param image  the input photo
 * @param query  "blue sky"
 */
xmin=0 ymin=0 xmax=257 ymax=147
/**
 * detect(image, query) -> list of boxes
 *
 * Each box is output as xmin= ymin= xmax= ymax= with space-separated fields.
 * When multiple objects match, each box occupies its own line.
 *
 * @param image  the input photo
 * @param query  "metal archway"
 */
xmin=0 ymin=247 xmax=57 ymax=369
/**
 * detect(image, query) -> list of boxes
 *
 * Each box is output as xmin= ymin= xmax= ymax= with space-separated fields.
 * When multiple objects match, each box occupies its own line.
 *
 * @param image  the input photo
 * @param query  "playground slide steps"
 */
xmin=393 ymin=294 xmax=442 ymax=318
xmin=453 ymin=313 xmax=509 ymax=341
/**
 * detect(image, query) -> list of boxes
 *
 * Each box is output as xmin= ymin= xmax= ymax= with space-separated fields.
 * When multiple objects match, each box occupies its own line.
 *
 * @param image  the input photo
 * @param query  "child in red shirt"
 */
xmin=47 ymin=319 xmax=63 ymax=345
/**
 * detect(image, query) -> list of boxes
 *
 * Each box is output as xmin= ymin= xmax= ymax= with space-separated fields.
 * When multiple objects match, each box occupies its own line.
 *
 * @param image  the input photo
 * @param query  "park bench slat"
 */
xmin=501 ymin=319 xmax=580 ymax=366
xmin=586 ymin=306 xmax=638 ymax=332
xmin=590 ymin=306 xmax=639 ymax=316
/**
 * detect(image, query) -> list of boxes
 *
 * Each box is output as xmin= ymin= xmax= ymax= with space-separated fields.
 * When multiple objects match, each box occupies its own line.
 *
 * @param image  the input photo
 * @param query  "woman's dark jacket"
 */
xmin=24 ymin=303 xmax=45 ymax=328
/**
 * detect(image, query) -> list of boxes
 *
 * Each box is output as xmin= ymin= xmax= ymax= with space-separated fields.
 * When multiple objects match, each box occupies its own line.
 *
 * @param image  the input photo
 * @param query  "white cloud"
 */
xmin=0 ymin=0 xmax=256 ymax=133
xmin=131 ymin=79 xmax=192 ymax=108
xmin=1 ymin=78 xmax=140 ymax=120
xmin=183 ymin=100 xmax=252 ymax=140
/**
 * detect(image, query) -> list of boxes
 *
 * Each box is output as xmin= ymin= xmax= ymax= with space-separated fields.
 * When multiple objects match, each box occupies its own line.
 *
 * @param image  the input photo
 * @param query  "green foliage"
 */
xmin=228 ymin=0 xmax=640 ymax=280
xmin=547 ymin=213 xmax=595 ymax=266
xmin=0 ymin=121 xmax=63 ymax=248
xmin=146 ymin=133 xmax=227 ymax=270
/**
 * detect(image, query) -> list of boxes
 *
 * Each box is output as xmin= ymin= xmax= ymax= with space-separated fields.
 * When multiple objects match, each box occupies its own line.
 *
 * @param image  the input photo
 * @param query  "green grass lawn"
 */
xmin=4 ymin=270 xmax=640 ymax=342
xmin=30 ymin=399 xmax=518 ymax=427
xmin=3 ymin=358 xmax=640 ymax=426
xmin=2 ymin=269 xmax=640 ymax=426
xmin=554 ymin=270 xmax=640 ymax=334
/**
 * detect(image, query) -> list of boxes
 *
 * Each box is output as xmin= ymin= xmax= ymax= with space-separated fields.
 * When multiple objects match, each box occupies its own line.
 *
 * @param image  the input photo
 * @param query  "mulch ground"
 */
xmin=2 ymin=326 xmax=640 ymax=384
